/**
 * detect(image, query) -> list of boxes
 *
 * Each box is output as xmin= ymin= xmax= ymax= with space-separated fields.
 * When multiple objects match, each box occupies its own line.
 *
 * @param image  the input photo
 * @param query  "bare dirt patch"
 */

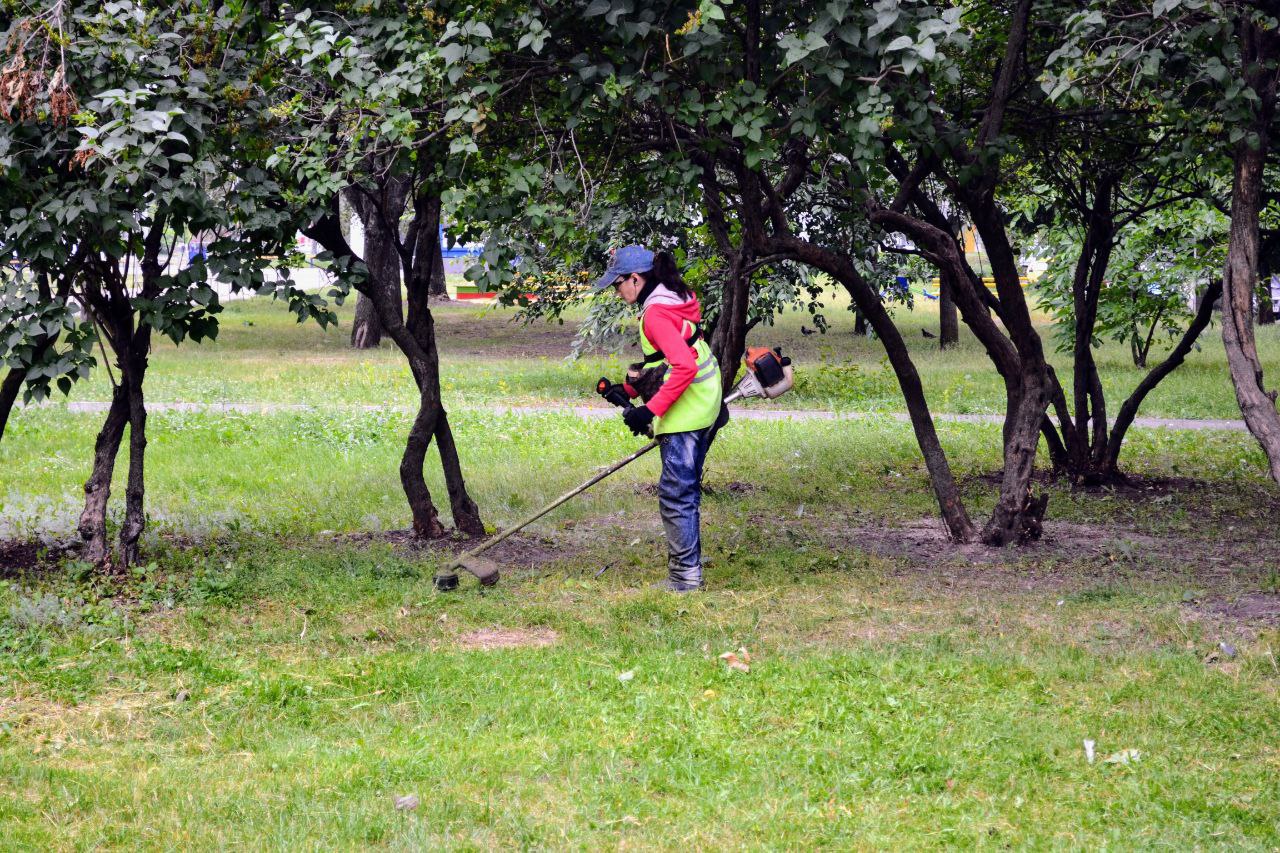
xmin=835 ymin=516 xmax=1162 ymax=571
xmin=786 ymin=509 xmax=1280 ymax=617
xmin=432 ymin=304 xmax=583 ymax=358
xmin=633 ymin=480 xmax=757 ymax=497
xmin=0 ymin=539 xmax=72 ymax=579
xmin=972 ymin=470 xmax=1214 ymax=501
xmin=335 ymin=529 xmax=572 ymax=571
xmin=1193 ymin=593 xmax=1280 ymax=627
xmin=456 ymin=626 xmax=559 ymax=651
xmin=829 ymin=514 xmax=1276 ymax=578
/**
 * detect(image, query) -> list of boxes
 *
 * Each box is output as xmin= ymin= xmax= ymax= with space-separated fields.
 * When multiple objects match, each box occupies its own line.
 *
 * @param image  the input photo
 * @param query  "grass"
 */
xmin=52 ymin=288 xmax=1280 ymax=418
xmin=2 ymin=562 xmax=1277 ymax=848
xmin=3 ymin=291 xmax=1280 ymax=847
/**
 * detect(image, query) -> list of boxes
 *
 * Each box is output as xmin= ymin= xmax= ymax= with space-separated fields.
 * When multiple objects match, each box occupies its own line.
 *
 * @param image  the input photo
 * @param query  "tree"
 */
xmin=1011 ymin=92 xmax=1228 ymax=482
xmin=470 ymin=0 xmax=983 ymax=540
xmin=1046 ymin=0 xmax=1280 ymax=482
xmin=1 ymin=2 xmax=327 ymax=565
xmin=266 ymin=2 xmax=507 ymax=539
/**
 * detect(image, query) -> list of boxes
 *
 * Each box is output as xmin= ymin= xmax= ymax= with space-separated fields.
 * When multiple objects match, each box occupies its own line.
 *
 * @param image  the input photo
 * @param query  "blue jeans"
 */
xmin=658 ymin=427 xmax=712 ymax=589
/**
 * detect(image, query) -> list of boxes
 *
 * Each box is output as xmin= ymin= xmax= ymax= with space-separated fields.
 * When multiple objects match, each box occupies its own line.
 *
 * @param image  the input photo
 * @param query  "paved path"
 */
xmin=57 ymin=400 xmax=1250 ymax=432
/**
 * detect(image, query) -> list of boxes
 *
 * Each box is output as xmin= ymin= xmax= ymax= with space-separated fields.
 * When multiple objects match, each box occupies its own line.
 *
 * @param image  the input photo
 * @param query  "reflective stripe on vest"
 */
xmin=639 ymin=314 xmax=722 ymax=435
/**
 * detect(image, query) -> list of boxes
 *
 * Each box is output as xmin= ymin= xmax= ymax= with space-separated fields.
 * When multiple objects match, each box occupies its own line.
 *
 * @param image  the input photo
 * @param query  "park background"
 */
xmin=3 ymin=1 xmax=1280 ymax=848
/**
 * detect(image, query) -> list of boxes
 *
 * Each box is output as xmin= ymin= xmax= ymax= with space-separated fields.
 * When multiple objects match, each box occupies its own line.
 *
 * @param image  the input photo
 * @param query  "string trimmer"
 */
xmin=434 ymin=347 xmax=794 ymax=591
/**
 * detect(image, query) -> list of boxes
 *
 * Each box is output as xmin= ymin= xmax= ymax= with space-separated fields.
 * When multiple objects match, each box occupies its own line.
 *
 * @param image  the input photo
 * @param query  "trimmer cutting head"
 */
xmin=435 ymin=553 xmax=500 ymax=591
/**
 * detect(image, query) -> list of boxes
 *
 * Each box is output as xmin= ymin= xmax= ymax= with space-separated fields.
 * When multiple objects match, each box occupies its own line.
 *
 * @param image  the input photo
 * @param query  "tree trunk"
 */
xmin=119 ymin=339 xmax=150 ymax=565
xmin=765 ymin=234 xmax=977 ymax=541
xmin=1221 ymin=20 xmax=1280 ymax=483
xmin=429 ymin=228 xmax=449 ymax=299
xmin=938 ymin=270 xmax=959 ymax=348
xmin=1104 ymin=280 xmax=1222 ymax=474
xmin=350 ymin=293 xmax=383 ymax=349
xmin=78 ymin=383 xmax=129 ymax=565
xmin=347 ymin=185 xmax=407 ymax=349
xmin=694 ymin=159 xmax=752 ymax=393
xmin=350 ymin=213 xmax=403 ymax=349
xmin=710 ymin=255 xmax=751 ymax=395
xmin=406 ymin=188 xmax=484 ymax=535
xmin=848 ymin=273 xmax=975 ymax=541
xmin=871 ymin=205 xmax=1043 ymax=543
xmin=306 ymin=188 xmax=484 ymax=539
xmin=968 ymin=201 xmax=1051 ymax=545
xmin=399 ymin=398 xmax=447 ymax=537
xmin=434 ymin=411 xmax=484 ymax=535
xmin=0 ymin=367 xmax=26 ymax=444
xmin=853 ymin=309 xmax=868 ymax=337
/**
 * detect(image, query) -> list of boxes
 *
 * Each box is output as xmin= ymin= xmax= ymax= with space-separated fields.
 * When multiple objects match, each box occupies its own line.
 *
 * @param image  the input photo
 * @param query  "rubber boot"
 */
xmin=655 ymin=561 xmax=703 ymax=592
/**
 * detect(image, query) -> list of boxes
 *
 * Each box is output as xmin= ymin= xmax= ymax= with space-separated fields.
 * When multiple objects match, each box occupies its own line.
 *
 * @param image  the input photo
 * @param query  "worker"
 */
xmin=594 ymin=245 xmax=724 ymax=592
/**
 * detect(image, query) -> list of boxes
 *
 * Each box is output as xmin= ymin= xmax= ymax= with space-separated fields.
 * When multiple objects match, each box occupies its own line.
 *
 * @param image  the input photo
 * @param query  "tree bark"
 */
xmin=0 ymin=367 xmax=27 ymax=444
xmin=938 ymin=269 xmax=959 ymax=348
xmin=1221 ymin=19 xmax=1280 ymax=483
xmin=710 ymin=257 xmax=751 ymax=395
xmin=1105 ymin=280 xmax=1222 ymax=473
xmin=429 ymin=226 xmax=449 ymax=299
xmin=119 ymin=340 xmax=149 ymax=565
xmin=433 ymin=410 xmax=484 ymax=535
xmin=399 ymin=399 xmax=447 ymax=537
xmin=350 ymin=294 xmax=383 ymax=349
xmin=346 ymin=184 xmax=407 ymax=349
xmin=78 ymin=383 xmax=129 ymax=565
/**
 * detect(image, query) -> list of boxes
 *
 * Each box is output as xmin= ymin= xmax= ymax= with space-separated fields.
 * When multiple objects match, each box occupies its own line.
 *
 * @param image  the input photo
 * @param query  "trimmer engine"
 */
xmin=738 ymin=346 xmax=793 ymax=400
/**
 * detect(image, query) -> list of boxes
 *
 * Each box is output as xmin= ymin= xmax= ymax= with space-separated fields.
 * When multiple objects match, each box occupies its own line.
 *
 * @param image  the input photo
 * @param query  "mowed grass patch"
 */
xmin=1 ymin=538 xmax=1278 ymax=849
xmin=44 ymin=291 xmax=1280 ymax=418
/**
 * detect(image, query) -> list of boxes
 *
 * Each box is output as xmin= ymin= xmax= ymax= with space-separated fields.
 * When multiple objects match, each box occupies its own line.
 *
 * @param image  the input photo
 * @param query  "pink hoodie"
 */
xmin=626 ymin=284 xmax=706 ymax=417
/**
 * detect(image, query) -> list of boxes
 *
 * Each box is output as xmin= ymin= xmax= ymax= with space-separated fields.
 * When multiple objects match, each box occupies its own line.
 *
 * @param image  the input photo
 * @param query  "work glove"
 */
xmin=622 ymin=404 xmax=655 ymax=436
xmin=596 ymin=377 xmax=632 ymax=410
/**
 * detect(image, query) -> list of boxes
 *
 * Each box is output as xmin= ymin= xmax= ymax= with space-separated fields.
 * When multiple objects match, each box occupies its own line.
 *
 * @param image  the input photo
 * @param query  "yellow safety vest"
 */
xmin=638 ymin=314 xmax=722 ymax=435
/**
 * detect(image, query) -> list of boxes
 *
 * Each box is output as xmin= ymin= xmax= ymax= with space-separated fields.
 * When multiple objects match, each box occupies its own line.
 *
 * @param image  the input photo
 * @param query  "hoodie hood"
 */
xmin=642 ymin=283 xmax=699 ymax=314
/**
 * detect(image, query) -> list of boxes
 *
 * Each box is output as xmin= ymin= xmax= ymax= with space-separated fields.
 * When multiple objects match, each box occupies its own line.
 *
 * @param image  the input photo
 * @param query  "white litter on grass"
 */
xmin=617 ymin=670 xmax=634 ymax=683
xmin=1103 ymin=748 xmax=1141 ymax=766
xmin=1083 ymin=739 xmax=1096 ymax=764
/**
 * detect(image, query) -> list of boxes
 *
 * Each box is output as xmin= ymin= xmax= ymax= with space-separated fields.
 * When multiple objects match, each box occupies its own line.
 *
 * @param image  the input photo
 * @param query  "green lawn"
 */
xmin=2 ymin=293 xmax=1279 ymax=848
xmin=54 ymin=289 xmax=1280 ymax=419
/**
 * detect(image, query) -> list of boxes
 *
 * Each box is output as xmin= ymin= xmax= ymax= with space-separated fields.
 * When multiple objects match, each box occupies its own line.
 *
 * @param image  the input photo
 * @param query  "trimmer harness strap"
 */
xmin=640 ymin=323 xmax=702 ymax=364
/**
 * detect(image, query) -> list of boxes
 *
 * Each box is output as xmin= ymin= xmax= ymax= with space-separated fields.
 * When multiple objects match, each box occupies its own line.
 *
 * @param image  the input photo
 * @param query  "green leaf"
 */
xmin=440 ymin=42 xmax=466 ymax=66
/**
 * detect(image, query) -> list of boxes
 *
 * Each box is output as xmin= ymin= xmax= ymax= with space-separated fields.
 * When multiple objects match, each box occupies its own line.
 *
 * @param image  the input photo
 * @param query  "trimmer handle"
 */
xmin=596 ymin=377 xmax=633 ymax=410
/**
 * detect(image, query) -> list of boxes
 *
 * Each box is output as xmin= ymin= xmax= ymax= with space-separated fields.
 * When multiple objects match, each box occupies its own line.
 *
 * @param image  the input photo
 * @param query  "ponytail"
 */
xmin=639 ymin=250 xmax=694 ymax=300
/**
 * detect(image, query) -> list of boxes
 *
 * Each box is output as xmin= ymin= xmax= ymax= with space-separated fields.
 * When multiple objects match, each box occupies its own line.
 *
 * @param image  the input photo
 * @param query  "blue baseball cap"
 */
xmin=593 ymin=244 xmax=654 ymax=291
